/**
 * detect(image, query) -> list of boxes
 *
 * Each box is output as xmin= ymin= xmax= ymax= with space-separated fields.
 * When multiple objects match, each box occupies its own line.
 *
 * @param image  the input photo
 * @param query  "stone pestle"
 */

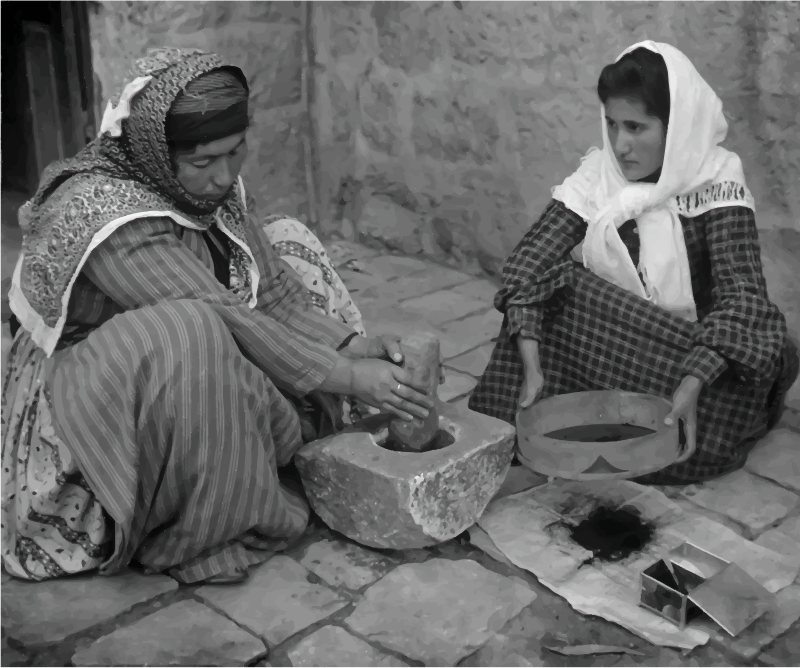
xmin=387 ymin=333 xmax=442 ymax=452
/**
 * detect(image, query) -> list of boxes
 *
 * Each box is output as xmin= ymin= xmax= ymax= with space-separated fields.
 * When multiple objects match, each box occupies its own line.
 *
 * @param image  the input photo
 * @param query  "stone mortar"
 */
xmin=294 ymin=402 xmax=516 ymax=549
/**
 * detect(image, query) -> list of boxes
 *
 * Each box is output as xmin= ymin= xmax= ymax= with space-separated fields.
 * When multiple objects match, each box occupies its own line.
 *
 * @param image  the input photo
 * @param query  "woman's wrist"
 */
xmin=319 ymin=355 xmax=356 ymax=395
xmin=344 ymin=334 xmax=369 ymax=358
xmin=517 ymin=337 xmax=541 ymax=373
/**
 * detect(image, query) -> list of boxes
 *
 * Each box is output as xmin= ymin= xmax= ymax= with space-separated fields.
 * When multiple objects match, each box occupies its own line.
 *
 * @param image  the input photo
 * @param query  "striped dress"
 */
xmin=2 ymin=212 xmax=363 ymax=583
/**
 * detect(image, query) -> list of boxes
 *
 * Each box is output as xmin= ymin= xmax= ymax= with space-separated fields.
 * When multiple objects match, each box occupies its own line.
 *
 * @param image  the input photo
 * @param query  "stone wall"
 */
xmin=89 ymin=1 xmax=313 ymax=221
xmin=311 ymin=1 xmax=800 ymax=277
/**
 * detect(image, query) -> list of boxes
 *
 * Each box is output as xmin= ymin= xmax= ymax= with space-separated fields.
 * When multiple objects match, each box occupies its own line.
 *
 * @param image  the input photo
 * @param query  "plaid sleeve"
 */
xmin=684 ymin=206 xmax=788 ymax=386
xmin=495 ymin=199 xmax=587 ymax=341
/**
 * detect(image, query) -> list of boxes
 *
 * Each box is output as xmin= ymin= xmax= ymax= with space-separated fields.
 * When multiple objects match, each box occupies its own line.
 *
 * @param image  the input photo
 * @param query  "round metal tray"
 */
xmin=515 ymin=390 xmax=694 ymax=481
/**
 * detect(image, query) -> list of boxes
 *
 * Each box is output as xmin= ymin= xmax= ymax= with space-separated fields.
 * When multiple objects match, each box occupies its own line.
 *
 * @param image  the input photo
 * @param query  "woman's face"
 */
xmin=173 ymin=131 xmax=249 ymax=201
xmin=604 ymin=96 xmax=667 ymax=182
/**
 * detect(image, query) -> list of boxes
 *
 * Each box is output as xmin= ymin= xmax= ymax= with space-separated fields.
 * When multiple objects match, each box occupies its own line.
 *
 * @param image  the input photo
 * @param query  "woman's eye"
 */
xmin=624 ymin=122 xmax=641 ymax=132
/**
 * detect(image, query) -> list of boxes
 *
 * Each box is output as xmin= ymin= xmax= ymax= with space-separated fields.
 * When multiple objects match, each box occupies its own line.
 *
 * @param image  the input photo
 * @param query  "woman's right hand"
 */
xmin=518 ymin=337 xmax=544 ymax=410
xmin=351 ymin=358 xmax=434 ymax=422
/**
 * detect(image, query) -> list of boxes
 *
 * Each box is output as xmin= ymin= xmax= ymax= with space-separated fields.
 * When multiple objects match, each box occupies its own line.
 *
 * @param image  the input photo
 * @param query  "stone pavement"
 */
xmin=2 ymin=242 xmax=800 ymax=667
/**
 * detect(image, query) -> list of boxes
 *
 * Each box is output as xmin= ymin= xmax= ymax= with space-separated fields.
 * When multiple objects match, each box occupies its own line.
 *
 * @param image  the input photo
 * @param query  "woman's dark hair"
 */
xmin=597 ymin=48 xmax=671 ymax=126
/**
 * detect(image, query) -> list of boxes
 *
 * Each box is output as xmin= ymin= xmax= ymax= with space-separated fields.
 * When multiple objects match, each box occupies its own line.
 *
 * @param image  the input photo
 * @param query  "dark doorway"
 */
xmin=1 ymin=1 xmax=96 ymax=197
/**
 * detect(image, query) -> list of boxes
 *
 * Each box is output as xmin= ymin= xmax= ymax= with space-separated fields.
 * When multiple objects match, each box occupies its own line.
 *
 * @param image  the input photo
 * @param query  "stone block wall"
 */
xmin=89 ymin=1 xmax=312 ymax=221
xmin=311 ymin=1 xmax=800 ymax=277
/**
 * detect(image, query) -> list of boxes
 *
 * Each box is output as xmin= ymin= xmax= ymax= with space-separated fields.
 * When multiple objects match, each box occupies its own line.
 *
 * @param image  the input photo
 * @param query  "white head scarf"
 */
xmin=552 ymin=41 xmax=755 ymax=322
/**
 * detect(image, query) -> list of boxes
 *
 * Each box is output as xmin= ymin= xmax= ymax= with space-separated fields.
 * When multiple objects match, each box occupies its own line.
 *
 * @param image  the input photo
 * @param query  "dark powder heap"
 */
xmin=568 ymin=506 xmax=656 ymax=562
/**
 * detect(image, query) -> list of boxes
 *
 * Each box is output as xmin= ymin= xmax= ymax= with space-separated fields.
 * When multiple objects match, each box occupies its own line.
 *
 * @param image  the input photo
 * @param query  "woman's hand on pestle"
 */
xmin=345 ymin=334 xmax=404 ymax=363
xmin=351 ymin=358 xmax=433 ymax=421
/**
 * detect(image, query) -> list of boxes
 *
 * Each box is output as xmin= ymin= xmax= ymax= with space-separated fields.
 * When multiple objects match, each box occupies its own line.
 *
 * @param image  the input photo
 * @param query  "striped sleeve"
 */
xmin=81 ymin=217 xmax=339 ymax=395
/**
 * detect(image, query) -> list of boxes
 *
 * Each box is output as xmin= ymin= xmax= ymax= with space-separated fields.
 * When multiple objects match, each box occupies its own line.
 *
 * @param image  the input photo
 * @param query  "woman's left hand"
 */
xmin=665 ymin=375 xmax=703 ymax=454
xmin=347 ymin=334 xmax=446 ymax=383
xmin=347 ymin=334 xmax=403 ymax=363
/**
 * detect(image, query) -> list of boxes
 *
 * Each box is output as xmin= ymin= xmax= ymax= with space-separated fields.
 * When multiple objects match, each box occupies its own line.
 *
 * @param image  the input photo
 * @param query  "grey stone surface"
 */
xmin=345 ymin=558 xmax=537 ymax=666
xmin=401 ymin=280 xmax=497 ymax=326
xmin=440 ymin=309 xmax=503 ymax=360
xmin=198 ymin=556 xmax=348 ymax=646
xmin=1 ymin=569 xmax=177 ymax=645
xmin=297 ymin=539 xmax=396 ymax=590
xmin=681 ymin=469 xmax=799 ymax=532
xmin=288 ymin=625 xmax=408 ymax=667
xmin=746 ymin=428 xmax=800 ymax=491
xmin=71 ymin=599 xmax=267 ymax=666
xmin=295 ymin=402 xmax=514 ymax=549
xmin=493 ymin=466 xmax=548 ymax=501
xmin=438 ymin=369 xmax=477 ymax=402
xmin=444 ymin=343 xmax=494 ymax=377
xmin=759 ymin=623 xmax=800 ymax=667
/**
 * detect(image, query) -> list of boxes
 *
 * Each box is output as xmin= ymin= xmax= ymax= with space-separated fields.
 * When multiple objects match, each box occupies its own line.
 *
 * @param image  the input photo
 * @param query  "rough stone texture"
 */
xmin=1 ymin=569 xmax=177 ymax=645
xmin=71 ymin=599 xmax=267 ymax=667
xmin=760 ymin=623 xmax=800 ymax=667
xmin=88 ymin=1 xmax=311 ymax=221
xmin=297 ymin=539 xmax=397 ymax=590
xmin=288 ymin=625 xmax=409 ymax=667
xmin=312 ymin=2 xmax=800 ymax=280
xmin=198 ymin=556 xmax=349 ymax=646
xmin=746 ymin=428 xmax=800 ymax=491
xmin=295 ymin=402 xmax=515 ymax=549
xmin=681 ymin=469 xmax=800 ymax=532
xmin=345 ymin=559 xmax=537 ymax=666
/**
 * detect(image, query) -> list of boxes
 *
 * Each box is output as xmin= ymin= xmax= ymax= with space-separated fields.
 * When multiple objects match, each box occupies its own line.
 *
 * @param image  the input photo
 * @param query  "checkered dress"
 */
xmin=469 ymin=200 xmax=799 ymax=484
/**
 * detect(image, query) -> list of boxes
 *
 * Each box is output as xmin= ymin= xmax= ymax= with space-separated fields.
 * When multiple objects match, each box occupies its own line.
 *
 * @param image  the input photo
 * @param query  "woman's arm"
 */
xmin=82 ymin=217 xmax=345 ymax=396
xmin=497 ymin=199 xmax=588 ymax=343
xmin=682 ymin=206 xmax=788 ymax=386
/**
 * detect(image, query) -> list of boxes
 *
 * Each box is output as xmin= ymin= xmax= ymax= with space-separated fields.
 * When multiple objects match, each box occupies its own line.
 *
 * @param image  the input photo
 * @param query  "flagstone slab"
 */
xmin=198 ymin=556 xmax=348 ymax=646
xmin=444 ymin=344 xmax=494 ymax=377
xmin=759 ymin=623 xmax=800 ymax=666
xmin=755 ymin=529 xmax=800 ymax=560
xmin=745 ymin=428 xmax=800 ymax=491
xmin=672 ymin=498 xmax=747 ymax=536
xmin=297 ymin=539 xmax=396 ymax=591
xmin=1 ymin=570 xmax=177 ymax=645
xmin=288 ymin=625 xmax=408 ymax=667
xmin=774 ymin=515 xmax=800 ymax=542
xmin=360 ymin=255 xmax=430 ymax=282
xmin=71 ymin=599 xmax=266 ymax=667
xmin=441 ymin=309 xmax=503 ymax=359
xmin=359 ymin=267 xmax=471 ymax=305
xmin=680 ymin=469 xmax=799 ymax=532
xmin=403 ymin=284 xmax=491 ymax=325
xmin=345 ymin=558 xmax=536 ymax=666
xmin=438 ymin=369 xmax=477 ymax=402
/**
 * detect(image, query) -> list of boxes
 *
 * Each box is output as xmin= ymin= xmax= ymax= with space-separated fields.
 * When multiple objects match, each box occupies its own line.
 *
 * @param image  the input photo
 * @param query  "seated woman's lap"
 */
xmin=471 ymin=267 xmax=796 ymax=484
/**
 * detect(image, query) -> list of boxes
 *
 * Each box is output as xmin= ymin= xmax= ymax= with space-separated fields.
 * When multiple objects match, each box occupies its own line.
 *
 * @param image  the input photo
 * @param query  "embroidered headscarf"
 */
xmin=552 ymin=41 xmax=755 ymax=322
xmin=11 ymin=48 xmax=259 ymax=356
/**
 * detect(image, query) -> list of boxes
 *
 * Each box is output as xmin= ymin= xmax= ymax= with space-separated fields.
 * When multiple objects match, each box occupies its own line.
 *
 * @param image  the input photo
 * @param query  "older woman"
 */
xmin=2 ymin=48 xmax=433 ymax=584
xmin=470 ymin=41 xmax=798 ymax=485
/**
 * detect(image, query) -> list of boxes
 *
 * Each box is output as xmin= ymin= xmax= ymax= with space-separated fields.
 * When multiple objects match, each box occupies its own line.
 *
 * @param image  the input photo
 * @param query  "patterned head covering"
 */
xmin=23 ymin=47 xmax=249 ymax=225
xmin=12 ymin=48 xmax=258 ymax=355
